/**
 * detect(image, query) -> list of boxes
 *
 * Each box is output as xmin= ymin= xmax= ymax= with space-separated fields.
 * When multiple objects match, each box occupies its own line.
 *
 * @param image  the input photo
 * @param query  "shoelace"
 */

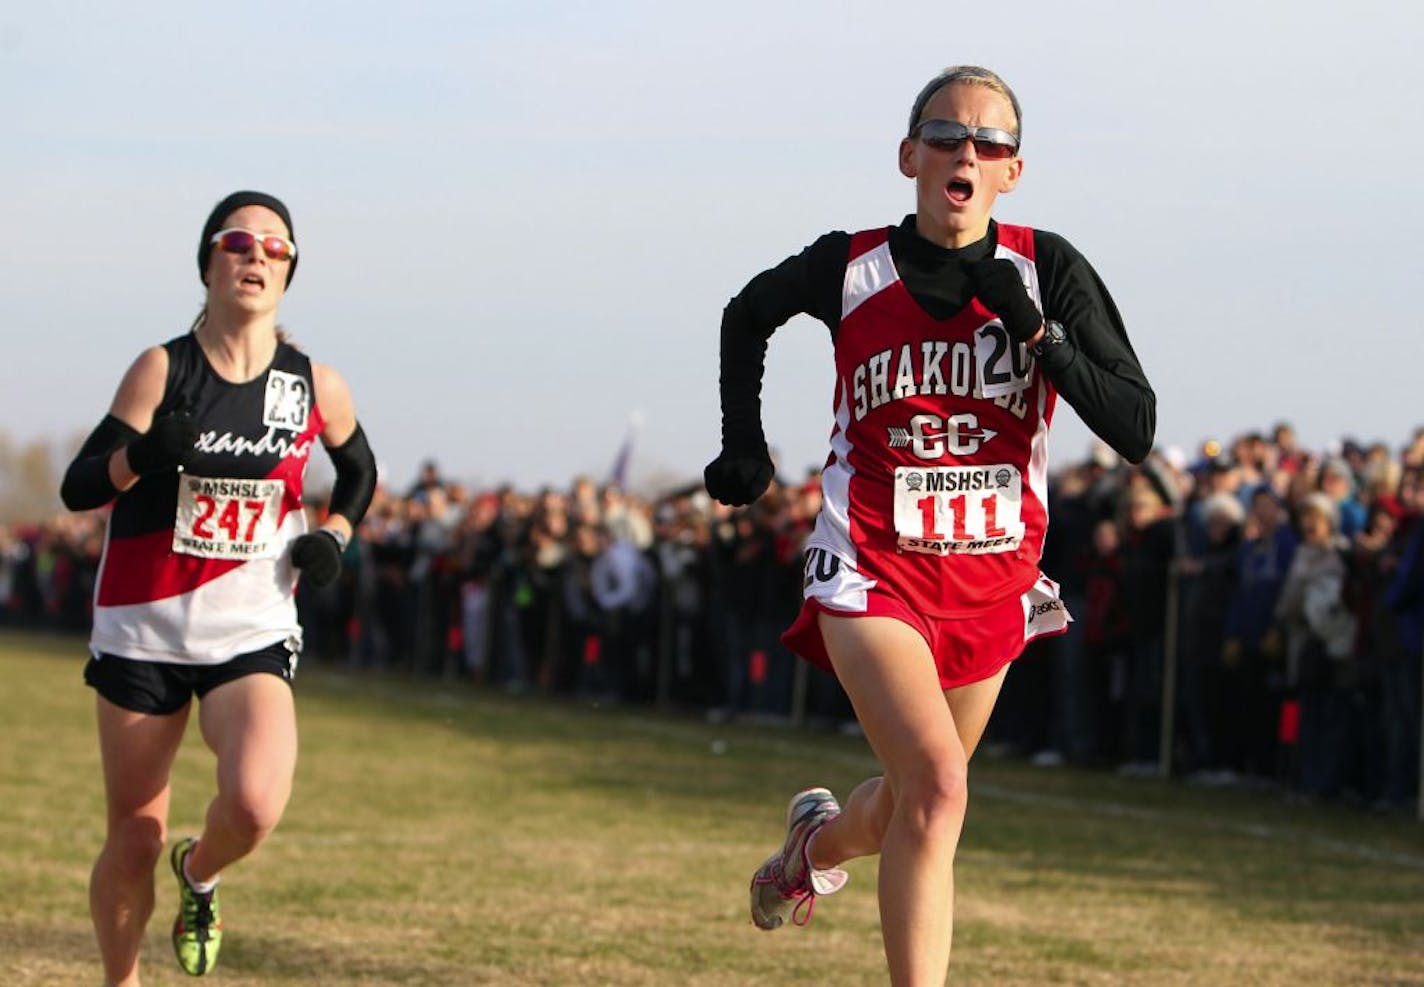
xmin=186 ymin=890 xmax=215 ymax=940
xmin=758 ymin=853 xmax=821 ymax=927
xmin=790 ymin=886 xmax=819 ymax=927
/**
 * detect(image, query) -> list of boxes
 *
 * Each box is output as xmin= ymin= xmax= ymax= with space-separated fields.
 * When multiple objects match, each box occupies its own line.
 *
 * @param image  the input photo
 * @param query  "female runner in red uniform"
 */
xmin=706 ymin=67 xmax=1155 ymax=985
xmin=62 ymin=191 xmax=377 ymax=984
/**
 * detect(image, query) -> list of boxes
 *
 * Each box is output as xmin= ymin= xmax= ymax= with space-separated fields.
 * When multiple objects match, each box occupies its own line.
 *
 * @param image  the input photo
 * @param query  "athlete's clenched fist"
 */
xmin=704 ymin=445 xmax=775 ymax=507
xmin=126 ymin=411 xmax=200 ymax=475
xmin=290 ymin=530 xmax=344 ymax=588
xmin=965 ymin=258 xmax=1044 ymax=345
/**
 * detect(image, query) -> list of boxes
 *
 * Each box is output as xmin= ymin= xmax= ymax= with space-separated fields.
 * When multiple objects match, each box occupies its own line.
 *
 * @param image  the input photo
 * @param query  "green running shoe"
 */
xmin=170 ymin=837 xmax=222 ymax=976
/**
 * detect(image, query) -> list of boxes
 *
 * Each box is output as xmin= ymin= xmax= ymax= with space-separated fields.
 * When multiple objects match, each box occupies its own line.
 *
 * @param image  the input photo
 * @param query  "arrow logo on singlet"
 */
xmin=887 ymin=425 xmax=999 ymax=448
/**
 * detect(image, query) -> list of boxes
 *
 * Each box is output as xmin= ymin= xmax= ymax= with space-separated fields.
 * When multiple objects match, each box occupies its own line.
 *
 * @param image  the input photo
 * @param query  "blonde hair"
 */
xmin=908 ymin=65 xmax=1022 ymax=140
xmin=1298 ymin=492 xmax=1339 ymax=532
xmin=1363 ymin=457 xmax=1402 ymax=497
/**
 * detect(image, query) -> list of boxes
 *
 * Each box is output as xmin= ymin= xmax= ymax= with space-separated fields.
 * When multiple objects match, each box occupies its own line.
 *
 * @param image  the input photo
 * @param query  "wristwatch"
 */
xmin=1032 ymin=320 xmax=1068 ymax=358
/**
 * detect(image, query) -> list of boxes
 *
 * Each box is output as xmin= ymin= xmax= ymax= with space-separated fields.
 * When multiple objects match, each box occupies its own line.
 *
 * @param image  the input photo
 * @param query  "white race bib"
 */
xmin=973 ymin=321 xmax=1033 ymax=400
xmin=893 ymin=465 xmax=1025 ymax=556
xmin=263 ymin=370 xmax=311 ymax=431
xmin=173 ymin=475 xmax=286 ymax=560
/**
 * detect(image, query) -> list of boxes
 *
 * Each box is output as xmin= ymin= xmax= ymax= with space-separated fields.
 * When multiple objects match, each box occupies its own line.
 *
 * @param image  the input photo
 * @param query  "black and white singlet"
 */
xmin=90 ymin=333 xmax=324 ymax=664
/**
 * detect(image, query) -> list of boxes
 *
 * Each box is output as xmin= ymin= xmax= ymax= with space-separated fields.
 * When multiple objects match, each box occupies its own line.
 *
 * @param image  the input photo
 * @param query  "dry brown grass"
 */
xmin=2 ymin=629 xmax=1420 ymax=985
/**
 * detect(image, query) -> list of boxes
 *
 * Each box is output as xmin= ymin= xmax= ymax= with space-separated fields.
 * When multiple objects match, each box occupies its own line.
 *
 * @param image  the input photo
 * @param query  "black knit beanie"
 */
xmin=197 ymin=190 xmax=297 ymax=287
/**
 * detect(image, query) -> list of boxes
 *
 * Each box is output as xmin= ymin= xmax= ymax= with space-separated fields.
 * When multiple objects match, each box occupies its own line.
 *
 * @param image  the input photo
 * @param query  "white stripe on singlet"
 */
xmin=841 ymin=240 xmax=898 ymax=320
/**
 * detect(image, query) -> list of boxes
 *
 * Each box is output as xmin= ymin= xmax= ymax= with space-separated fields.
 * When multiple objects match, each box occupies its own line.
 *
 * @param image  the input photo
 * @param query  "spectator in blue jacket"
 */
xmin=1223 ymin=485 xmax=1298 ymax=775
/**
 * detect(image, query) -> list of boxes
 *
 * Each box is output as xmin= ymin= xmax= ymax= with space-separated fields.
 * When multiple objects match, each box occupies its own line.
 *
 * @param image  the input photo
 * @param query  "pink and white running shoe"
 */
xmin=749 ymin=787 xmax=849 ymax=929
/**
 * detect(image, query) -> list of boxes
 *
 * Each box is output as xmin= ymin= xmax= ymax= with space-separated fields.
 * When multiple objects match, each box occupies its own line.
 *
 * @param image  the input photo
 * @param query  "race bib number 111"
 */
xmin=173 ymin=476 xmax=286 ymax=560
xmin=893 ymin=464 xmax=1025 ymax=556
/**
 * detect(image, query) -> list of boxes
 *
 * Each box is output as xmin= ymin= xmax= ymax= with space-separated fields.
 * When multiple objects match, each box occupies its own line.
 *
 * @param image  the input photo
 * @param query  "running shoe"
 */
xmin=749 ymin=787 xmax=848 ymax=929
xmin=170 ymin=836 xmax=222 ymax=976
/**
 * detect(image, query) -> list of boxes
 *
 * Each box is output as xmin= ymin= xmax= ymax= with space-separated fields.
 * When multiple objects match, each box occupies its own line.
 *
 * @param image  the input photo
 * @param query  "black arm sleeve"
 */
xmin=60 ymin=414 xmax=140 ymax=512
xmin=326 ymin=423 xmax=376 ymax=528
xmin=1034 ymin=231 xmax=1157 ymax=464
xmin=717 ymin=232 xmax=848 ymax=451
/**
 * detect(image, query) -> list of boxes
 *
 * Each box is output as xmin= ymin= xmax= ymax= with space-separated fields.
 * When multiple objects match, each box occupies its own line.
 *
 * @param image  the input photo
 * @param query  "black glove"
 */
xmin=965 ymin=258 xmax=1043 ymax=345
xmin=125 ymin=411 xmax=199 ymax=475
xmin=290 ymin=530 xmax=344 ymax=588
xmin=704 ymin=444 xmax=774 ymax=507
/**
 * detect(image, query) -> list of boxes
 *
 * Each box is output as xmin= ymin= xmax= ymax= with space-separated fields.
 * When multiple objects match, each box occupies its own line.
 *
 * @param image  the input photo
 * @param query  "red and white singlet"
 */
xmin=90 ymin=334 xmax=324 ymax=664
xmin=804 ymin=224 xmax=1057 ymax=617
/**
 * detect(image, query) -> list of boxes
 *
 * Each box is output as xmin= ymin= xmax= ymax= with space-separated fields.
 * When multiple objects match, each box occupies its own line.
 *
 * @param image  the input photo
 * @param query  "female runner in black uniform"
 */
xmin=62 ymin=191 xmax=377 ymax=984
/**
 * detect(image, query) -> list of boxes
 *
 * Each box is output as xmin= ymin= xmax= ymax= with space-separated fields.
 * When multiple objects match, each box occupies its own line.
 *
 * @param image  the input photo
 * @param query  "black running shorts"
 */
xmin=83 ymin=639 xmax=299 ymax=715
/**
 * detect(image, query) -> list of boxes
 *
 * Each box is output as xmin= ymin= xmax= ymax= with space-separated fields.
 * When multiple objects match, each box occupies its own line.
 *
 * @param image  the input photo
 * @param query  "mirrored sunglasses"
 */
xmin=912 ymin=119 xmax=1019 ymax=160
xmin=210 ymin=228 xmax=297 ymax=262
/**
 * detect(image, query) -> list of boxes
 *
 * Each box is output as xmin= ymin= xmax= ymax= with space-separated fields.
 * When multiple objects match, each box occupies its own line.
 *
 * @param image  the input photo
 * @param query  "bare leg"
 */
xmin=91 ymin=697 xmax=190 ymax=987
xmin=812 ymin=664 xmax=1010 ymax=869
xmin=943 ymin=667 xmax=1009 ymax=759
xmin=932 ymin=666 xmax=1011 ymax=969
xmin=183 ymin=674 xmax=297 ymax=884
xmin=810 ymin=774 xmax=893 ymax=864
xmin=806 ymin=615 xmax=1009 ymax=986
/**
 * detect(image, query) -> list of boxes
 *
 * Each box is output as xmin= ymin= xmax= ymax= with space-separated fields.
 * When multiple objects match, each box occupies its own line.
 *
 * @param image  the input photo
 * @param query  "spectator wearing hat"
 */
xmin=1223 ymin=485 xmax=1298 ymax=776
xmin=1276 ymin=493 xmax=1359 ymax=798
xmin=1320 ymin=458 xmax=1367 ymax=539
xmin=1186 ymin=457 xmax=1242 ymax=554
xmin=1179 ymin=493 xmax=1246 ymax=776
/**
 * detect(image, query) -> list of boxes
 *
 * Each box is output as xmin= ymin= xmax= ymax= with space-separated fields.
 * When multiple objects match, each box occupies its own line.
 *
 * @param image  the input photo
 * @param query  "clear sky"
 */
xmin=2 ymin=1 xmax=1419 ymax=494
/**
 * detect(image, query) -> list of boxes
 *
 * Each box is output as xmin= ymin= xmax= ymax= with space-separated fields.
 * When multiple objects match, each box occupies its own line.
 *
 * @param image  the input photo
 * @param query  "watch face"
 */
xmin=1035 ymin=322 xmax=1065 ymax=355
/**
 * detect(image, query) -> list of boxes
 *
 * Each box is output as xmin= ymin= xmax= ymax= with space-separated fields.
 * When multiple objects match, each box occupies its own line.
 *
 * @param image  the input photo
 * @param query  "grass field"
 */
xmin=1 ymin=629 xmax=1421 ymax=986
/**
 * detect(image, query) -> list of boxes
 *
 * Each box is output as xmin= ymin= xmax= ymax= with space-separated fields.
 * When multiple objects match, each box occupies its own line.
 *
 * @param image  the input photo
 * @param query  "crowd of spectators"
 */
xmin=6 ymin=423 xmax=1423 ymax=813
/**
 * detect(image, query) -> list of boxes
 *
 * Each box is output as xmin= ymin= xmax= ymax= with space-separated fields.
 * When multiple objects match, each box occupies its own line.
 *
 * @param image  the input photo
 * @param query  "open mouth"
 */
xmin=240 ymin=273 xmax=266 ymax=290
xmin=946 ymin=178 xmax=974 ymax=206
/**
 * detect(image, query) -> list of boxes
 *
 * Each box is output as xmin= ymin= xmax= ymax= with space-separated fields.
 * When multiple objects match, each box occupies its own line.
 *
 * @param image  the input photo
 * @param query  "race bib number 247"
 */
xmin=172 ymin=476 xmax=286 ymax=560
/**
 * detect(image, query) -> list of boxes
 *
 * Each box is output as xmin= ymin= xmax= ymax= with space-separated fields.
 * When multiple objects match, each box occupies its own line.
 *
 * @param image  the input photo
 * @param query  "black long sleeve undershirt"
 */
xmin=718 ymin=216 xmax=1156 ymax=463
xmin=60 ymin=414 xmax=139 ymax=512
